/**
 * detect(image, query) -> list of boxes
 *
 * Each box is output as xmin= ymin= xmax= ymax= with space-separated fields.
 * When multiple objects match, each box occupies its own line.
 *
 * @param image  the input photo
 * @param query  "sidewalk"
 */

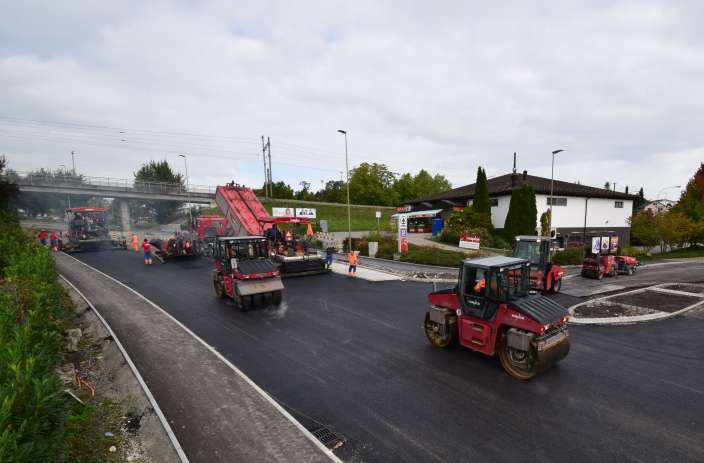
xmin=55 ymin=253 xmax=338 ymax=463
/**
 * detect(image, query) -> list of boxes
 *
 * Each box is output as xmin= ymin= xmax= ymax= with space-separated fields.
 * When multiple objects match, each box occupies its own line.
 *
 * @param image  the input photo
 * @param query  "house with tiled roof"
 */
xmin=403 ymin=170 xmax=637 ymax=246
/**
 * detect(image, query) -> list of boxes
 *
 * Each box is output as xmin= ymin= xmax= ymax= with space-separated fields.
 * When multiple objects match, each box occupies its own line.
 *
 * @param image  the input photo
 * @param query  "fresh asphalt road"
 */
xmin=72 ymin=251 xmax=704 ymax=463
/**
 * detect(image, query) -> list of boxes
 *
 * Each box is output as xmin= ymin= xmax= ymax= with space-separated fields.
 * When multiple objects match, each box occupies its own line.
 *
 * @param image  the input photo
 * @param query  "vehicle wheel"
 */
xmin=271 ymin=290 xmax=283 ymax=305
xmin=423 ymin=312 xmax=456 ymax=348
xmin=627 ymin=266 xmax=634 ymax=275
xmin=550 ymin=278 xmax=562 ymax=294
xmin=233 ymin=294 xmax=243 ymax=308
xmin=597 ymin=272 xmax=603 ymax=280
xmin=241 ymin=295 xmax=254 ymax=311
xmin=497 ymin=335 xmax=538 ymax=381
xmin=213 ymin=277 xmax=226 ymax=299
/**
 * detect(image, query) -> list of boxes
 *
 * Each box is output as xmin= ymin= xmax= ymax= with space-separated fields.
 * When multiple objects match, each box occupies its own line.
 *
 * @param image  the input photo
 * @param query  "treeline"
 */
xmin=631 ymin=163 xmax=704 ymax=251
xmin=257 ymin=162 xmax=452 ymax=206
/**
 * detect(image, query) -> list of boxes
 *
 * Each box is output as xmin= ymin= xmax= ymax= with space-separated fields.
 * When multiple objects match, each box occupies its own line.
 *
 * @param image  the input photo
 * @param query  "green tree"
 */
xmin=294 ymin=181 xmax=315 ymax=201
xmin=134 ymin=160 xmax=184 ymax=223
xmin=392 ymin=170 xmax=452 ymax=203
xmin=393 ymin=173 xmax=417 ymax=203
xmin=629 ymin=211 xmax=660 ymax=248
xmin=349 ymin=162 xmax=398 ymax=206
xmin=316 ymin=180 xmax=345 ymax=203
xmin=0 ymin=157 xmax=18 ymax=219
xmin=269 ymin=181 xmax=295 ymax=199
xmin=540 ymin=210 xmax=551 ymax=236
xmin=473 ymin=167 xmax=490 ymax=216
xmin=674 ymin=163 xmax=704 ymax=222
xmin=503 ymin=183 xmax=537 ymax=240
xmin=634 ymin=187 xmax=647 ymax=212
xmin=10 ymin=167 xmax=85 ymax=217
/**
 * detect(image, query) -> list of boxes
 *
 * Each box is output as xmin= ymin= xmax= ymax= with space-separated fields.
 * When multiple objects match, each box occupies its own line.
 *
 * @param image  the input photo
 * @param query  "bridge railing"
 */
xmin=11 ymin=171 xmax=217 ymax=196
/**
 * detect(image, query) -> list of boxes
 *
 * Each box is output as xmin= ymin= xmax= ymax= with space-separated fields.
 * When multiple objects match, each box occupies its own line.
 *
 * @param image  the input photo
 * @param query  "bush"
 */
xmin=619 ymin=246 xmax=650 ymax=258
xmin=402 ymin=244 xmax=467 ymax=267
xmin=551 ymin=247 xmax=584 ymax=265
xmin=0 ymin=214 xmax=70 ymax=462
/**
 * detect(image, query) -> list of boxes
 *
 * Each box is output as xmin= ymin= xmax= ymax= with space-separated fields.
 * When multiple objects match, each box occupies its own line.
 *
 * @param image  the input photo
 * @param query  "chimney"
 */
xmin=625 ymin=185 xmax=629 ymax=194
xmin=513 ymin=152 xmax=517 ymax=174
xmin=522 ymin=170 xmax=527 ymax=181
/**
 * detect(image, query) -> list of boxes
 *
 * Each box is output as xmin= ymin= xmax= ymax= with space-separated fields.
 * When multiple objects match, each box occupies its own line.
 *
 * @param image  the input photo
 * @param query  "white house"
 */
xmin=643 ymin=199 xmax=675 ymax=215
xmin=404 ymin=170 xmax=636 ymax=246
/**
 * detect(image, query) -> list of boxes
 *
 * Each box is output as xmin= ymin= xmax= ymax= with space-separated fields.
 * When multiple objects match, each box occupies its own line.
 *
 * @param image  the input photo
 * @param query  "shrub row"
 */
xmin=551 ymin=247 xmax=584 ymax=266
xmin=0 ymin=213 xmax=69 ymax=462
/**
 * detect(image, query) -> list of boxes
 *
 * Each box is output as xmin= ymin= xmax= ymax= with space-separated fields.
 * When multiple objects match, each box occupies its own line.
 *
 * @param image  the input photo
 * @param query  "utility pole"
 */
xmin=71 ymin=150 xmax=76 ymax=174
xmin=267 ymin=137 xmax=272 ymax=198
xmin=337 ymin=130 xmax=351 ymax=252
xmin=261 ymin=136 xmax=269 ymax=199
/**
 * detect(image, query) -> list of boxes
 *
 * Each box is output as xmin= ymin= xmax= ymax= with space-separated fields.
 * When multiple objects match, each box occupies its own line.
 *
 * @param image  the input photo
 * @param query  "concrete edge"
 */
xmin=568 ymin=282 xmax=704 ymax=326
xmin=60 ymin=252 xmax=342 ymax=463
xmin=59 ymin=274 xmax=190 ymax=463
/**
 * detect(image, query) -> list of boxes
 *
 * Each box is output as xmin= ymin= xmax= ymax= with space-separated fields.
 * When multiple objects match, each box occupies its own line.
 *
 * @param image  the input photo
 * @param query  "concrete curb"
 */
xmin=568 ymin=283 xmax=704 ymax=325
xmin=60 ymin=252 xmax=342 ymax=463
xmin=59 ymin=274 xmax=190 ymax=463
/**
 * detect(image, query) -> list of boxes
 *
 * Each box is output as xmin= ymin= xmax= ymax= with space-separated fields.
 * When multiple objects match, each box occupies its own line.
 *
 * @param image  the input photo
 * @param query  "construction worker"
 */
xmin=473 ymin=270 xmax=486 ymax=294
xmin=347 ymin=249 xmax=358 ymax=278
xmin=49 ymin=231 xmax=59 ymax=252
xmin=142 ymin=239 xmax=153 ymax=265
xmin=38 ymin=229 xmax=49 ymax=246
xmin=325 ymin=246 xmax=335 ymax=269
xmin=131 ymin=233 xmax=139 ymax=252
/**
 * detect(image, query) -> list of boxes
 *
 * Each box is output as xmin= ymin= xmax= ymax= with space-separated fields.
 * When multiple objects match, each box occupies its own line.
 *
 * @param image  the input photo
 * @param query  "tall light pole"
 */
xmin=179 ymin=154 xmax=192 ymax=226
xmin=71 ymin=150 xmax=76 ymax=174
xmin=549 ymin=149 xmax=564 ymax=237
xmin=337 ymin=130 xmax=352 ymax=252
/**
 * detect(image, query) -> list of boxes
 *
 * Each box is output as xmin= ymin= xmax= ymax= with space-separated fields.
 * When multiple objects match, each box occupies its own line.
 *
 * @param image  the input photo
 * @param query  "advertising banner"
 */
xmin=591 ymin=237 xmax=601 ymax=254
xmin=601 ymin=237 xmax=611 ymax=253
xmin=459 ymin=234 xmax=481 ymax=250
xmin=272 ymin=207 xmax=295 ymax=218
xmin=610 ymin=236 xmax=619 ymax=253
xmin=398 ymin=214 xmax=408 ymax=253
xmin=295 ymin=207 xmax=316 ymax=219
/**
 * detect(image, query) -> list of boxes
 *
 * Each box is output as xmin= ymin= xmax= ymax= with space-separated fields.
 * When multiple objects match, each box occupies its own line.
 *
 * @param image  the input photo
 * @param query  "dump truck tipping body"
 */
xmin=215 ymin=185 xmax=271 ymax=237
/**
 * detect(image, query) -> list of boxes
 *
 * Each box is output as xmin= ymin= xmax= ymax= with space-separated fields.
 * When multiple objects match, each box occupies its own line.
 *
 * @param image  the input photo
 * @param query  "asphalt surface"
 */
xmin=72 ymin=250 xmax=704 ymax=462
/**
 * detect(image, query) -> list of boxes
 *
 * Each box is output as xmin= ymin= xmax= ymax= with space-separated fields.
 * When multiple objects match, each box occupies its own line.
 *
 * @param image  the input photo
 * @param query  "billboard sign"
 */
xmin=296 ymin=207 xmax=316 ymax=219
xmin=272 ymin=207 xmax=295 ymax=218
xmin=601 ymin=237 xmax=611 ymax=253
xmin=398 ymin=214 xmax=408 ymax=253
xmin=591 ymin=237 xmax=601 ymax=254
xmin=459 ymin=234 xmax=481 ymax=250
xmin=610 ymin=236 xmax=619 ymax=253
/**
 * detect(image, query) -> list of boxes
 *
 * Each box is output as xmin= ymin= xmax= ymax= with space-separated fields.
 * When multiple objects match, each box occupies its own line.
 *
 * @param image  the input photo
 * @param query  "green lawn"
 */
xmin=637 ymin=245 xmax=704 ymax=260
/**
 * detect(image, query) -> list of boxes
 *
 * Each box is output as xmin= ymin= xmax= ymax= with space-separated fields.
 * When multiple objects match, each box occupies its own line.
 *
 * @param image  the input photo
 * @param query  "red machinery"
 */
xmin=215 ymin=183 xmax=327 ymax=276
xmin=513 ymin=235 xmax=564 ymax=293
xmin=424 ymin=256 xmax=570 ymax=380
xmin=190 ymin=215 xmax=229 ymax=257
xmin=149 ymin=232 xmax=201 ymax=263
xmin=581 ymin=236 xmax=638 ymax=279
xmin=63 ymin=207 xmax=126 ymax=252
xmin=212 ymin=236 xmax=284 ymax=309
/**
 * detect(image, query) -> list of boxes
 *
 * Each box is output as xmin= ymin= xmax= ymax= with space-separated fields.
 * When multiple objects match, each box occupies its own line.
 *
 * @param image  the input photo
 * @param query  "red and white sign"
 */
xmin=398 ymin=214 xmax=408 ymax=253
xmin=459 ymin=234 xmax=481 ymax=250
xmin=272 ymin=207 xmax=295 ymax=218
xmin=295 ymin=207 xmax=316 ymax=219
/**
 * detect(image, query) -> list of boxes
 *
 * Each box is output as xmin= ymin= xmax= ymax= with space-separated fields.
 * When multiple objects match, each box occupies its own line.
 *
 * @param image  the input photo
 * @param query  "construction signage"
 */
xmin=459 ymin=234 xmax=481 ymax=250
xmin=272 ymin=207 xmax=295 ymax=218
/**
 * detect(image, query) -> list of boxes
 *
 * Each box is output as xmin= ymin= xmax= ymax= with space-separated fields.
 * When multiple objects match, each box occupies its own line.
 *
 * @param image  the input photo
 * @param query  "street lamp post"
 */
xmin=71 ymin=150 xmax=76 ymax=175
xmin=549 ymin=149 xmax=564 ymax=237
xmin=179 ymin=154 xmax=192 ymax=226
xmin=337 ymin=130 xmax=352 ymax=252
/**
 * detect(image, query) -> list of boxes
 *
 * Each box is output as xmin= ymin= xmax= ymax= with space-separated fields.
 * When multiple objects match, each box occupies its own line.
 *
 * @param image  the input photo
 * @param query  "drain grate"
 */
xmin=311 ymin=426 xmax=345 ymax=450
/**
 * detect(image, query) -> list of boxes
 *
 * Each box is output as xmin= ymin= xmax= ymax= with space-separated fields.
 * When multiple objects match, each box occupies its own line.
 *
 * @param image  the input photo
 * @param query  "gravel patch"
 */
xmin=574 ymin=300 xmax=660 ymax=318
xmin=660 ymin=283 xmax=704 ymax=294
xmin=609 ymin=290 xmax=703 ymax=313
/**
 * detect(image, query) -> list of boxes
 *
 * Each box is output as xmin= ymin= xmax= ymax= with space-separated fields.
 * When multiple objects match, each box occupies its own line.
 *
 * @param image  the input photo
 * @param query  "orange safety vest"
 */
xmin=348 ymin=252 xmax=358 ymax=265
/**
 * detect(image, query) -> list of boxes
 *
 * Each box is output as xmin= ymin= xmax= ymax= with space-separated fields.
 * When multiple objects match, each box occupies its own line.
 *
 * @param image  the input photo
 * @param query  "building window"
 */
xmin=489 ymin=198 xmax=498 ymax=207
xmin=615 ymin=201 xmax=623 ymax=208
xmin=547 ymin=197 xmax=567 ymax=206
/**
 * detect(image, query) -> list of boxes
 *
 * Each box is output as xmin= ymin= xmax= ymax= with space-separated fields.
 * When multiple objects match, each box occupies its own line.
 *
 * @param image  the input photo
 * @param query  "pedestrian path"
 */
xmin=330 ymin=262 xmax=401 ymax=281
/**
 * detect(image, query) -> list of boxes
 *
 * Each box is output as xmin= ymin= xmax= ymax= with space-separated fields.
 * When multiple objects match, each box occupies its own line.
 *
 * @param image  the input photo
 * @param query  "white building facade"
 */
xmin=406 ymin=171 xmax=637 ymax=246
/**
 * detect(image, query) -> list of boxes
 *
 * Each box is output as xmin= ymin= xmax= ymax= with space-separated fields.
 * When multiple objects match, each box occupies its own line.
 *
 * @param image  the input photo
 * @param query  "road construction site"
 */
xmin=56 ymin=249 xmax=704 ymax=463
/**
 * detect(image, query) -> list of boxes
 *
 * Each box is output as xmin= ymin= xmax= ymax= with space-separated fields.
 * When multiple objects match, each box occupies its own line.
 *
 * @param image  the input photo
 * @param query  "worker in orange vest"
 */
xmin=131 ymin=234 xmax=139 ymax=252
xmin=347 ymin=249 xmax=358 ymax=278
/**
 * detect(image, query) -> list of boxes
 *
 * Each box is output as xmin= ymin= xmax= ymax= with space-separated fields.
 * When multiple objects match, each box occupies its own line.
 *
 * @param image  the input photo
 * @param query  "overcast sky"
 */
xmin=1 ymin=1 xmax=702 ymax=200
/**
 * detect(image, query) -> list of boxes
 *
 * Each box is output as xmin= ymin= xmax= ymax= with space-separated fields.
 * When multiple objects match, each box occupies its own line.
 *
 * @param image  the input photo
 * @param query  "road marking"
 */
xmin=59 ymin=252 xmax=343 ymax=463
xmin=59 ymin=274 xmax=189 ymax=463
xmin=650 ymin=286 xmax=704 ymax=298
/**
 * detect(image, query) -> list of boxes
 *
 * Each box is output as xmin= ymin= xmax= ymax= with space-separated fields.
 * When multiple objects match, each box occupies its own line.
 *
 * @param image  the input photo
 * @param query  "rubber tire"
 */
xmin=213 ymin=277 xmax=226 ymax=299
xmin=627 ymin=266 xmax=634 ymax=276
xmin=497 ymin=335 xmax=538 ymax=381
xmin=423 ymin=312 xmax=456 ymax=348
xmin=271 ymin=290 xmax=283 ymax=305
xmin=241 ymin=295 xmax=254 ymax=311
xmin=550 ymin=278 xmax=562 ymax=294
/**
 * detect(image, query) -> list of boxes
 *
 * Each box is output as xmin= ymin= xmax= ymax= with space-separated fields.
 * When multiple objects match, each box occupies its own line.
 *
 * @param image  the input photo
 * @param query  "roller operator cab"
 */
xmin=211 ymin=236 xmax=284 ymax=309
xmin=513 ymin=235 xmax=564 ymax=293
xmin=425 ymin=256 xmax=570 ymax=380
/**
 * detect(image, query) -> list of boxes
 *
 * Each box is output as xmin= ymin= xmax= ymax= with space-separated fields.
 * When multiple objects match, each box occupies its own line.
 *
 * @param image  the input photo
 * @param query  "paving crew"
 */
xmin=473 ymin=269 xmax=486 ymax=294
xmin=50 ymin=231 xmax=59 ymax=252
xmin=347 ymin=249 xmax=358 ymax=278
xmin=38 ymin=229 xmax=49 ymax=246
xmin=131 ymin=233 xmax=139 ymax=252
xmin=325 ymin=246 xmax=335 ymax=269
xmin=142 ymin=238 xmax=153 ymax=265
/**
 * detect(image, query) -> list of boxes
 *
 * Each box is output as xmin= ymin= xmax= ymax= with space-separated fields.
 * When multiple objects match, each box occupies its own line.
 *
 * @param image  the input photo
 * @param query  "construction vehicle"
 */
xmin=215 ymin=183 xmax=328 ymax=277
xmin=581 ymin=236 xmax=638 ymax=279
xmin=513 ymin=235 xmax=564 ymax=293
xmin=191 ymin=215 xmax=229 ymax=257
xmin=212 ymin=236 xmax=284 ymax=309
xmin=149 ymin=232 xmax=201 ymax=263
xmin=424 ymin=256 xmax=570 ymax=380
xmin=63 ymin=207 xmax=126 ymax=252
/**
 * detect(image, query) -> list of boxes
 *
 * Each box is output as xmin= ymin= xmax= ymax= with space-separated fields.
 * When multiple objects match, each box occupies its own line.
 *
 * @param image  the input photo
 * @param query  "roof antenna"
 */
xmin=512 ymin=152 xmax=517 ymax=174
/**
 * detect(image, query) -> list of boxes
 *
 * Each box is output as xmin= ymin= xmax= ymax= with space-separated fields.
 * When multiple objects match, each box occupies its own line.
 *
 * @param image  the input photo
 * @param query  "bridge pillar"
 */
xmin=118 ymin=200 xmax=131 ymax=232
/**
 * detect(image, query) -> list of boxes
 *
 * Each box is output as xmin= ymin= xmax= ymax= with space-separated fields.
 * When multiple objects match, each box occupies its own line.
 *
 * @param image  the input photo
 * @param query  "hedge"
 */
xmin=0 ymin=212 xmax=69 ymax=462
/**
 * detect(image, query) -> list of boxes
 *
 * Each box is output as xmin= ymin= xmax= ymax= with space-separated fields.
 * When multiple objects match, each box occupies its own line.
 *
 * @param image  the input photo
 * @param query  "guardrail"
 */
xmin=10 ymin=172 xmax=216 ymax=196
